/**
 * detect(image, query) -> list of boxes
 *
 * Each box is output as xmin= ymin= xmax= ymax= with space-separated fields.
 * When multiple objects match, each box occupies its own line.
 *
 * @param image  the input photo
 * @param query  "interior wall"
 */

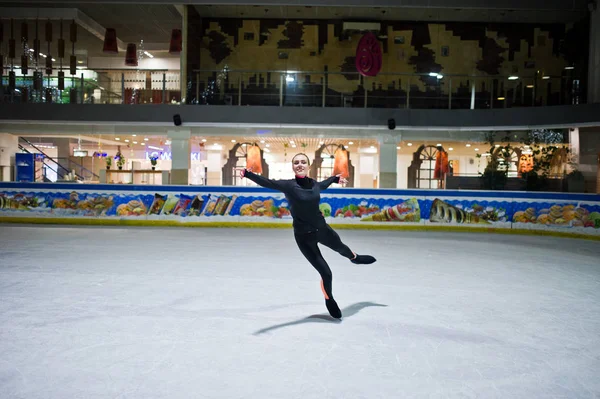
xmin=188 ymin=17 xmax=588 ymax=106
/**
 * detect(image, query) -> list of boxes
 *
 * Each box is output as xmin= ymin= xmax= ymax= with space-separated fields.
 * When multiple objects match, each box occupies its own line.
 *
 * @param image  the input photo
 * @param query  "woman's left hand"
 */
xmin=336 ymin=174 xmax=348 ymax=186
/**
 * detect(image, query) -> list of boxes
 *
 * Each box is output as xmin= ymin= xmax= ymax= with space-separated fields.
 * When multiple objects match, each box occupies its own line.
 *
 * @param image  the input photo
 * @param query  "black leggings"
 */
xmin=294 ymin=225 xmax=354 ymax=300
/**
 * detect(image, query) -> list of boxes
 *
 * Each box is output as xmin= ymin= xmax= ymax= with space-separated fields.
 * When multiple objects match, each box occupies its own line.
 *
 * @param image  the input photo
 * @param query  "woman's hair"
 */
xmin=292 ymin=153 xmax=311 ymax=166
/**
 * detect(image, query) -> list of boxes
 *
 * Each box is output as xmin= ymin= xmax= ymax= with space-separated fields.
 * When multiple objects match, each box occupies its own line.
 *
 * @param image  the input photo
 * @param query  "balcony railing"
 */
xmin=1 ymin=68 xmax=582 ymax=110
xmin=0 ymin=68 xmax=181 ymax=105
xmin=188 ymin=69 xmax=582 ymax=110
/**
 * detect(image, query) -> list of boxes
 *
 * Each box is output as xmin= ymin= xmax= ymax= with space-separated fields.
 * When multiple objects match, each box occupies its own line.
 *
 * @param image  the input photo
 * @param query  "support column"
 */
xmin=569 ymin=128 xmax=580 ymax=173
xmin=378 ymin=139 xmax=399 ymax=188
xmin=588 ymin=4 xmax=600 ymax=103
xmin=168 ymin=129 xmax=191 ymax=185
xmin=0 ymin=134 xmax=19 ymax=182
xmin=206 ymin=146 xmax=222 ymax=186
xmin=54 ymin=138 xmax=74 ymax=174
xmin=183 ymin=5 xmax=203 ymax=104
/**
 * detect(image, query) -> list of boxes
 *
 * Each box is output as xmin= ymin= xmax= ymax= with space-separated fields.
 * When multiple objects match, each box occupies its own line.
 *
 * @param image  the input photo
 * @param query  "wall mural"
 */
xmin=2 ymin=186 xmax=599 ymax=238
xmin=191 ymin=18 xmax=587 ymax=108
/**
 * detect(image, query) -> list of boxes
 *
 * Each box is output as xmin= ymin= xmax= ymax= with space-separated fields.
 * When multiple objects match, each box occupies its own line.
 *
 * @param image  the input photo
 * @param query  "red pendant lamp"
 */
xmin=169 ymin=29 xmax=182 ymax=54
xmin=125 ymin=43 xmax=137 ymax=66
xmin=103 ymin=28 xmax=118 ymax=53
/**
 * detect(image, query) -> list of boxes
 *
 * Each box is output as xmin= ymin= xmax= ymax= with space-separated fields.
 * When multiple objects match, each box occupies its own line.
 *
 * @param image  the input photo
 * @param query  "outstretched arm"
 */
xmin=242 ymin=169 xmax=287 ymax=192
xmin=318 ymin=174 xmax=345 ymax=190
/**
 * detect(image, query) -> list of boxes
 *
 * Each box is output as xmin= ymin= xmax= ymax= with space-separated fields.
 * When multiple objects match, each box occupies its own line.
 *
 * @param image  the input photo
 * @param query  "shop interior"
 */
xmin=16 ymin=127 xmax=576 ymax=191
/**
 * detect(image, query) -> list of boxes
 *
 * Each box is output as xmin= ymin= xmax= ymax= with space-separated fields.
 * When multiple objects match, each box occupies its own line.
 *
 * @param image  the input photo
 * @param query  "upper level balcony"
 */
xmin=0 ymin=1 xmax=597 ymax=130
xmin=0 ymin=68 xmax=584 ymax=109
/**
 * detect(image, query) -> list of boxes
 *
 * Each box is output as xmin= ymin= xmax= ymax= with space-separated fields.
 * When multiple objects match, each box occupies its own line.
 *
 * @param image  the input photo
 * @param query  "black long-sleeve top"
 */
xmin=243 ymin=170 xmax=340 ymax=234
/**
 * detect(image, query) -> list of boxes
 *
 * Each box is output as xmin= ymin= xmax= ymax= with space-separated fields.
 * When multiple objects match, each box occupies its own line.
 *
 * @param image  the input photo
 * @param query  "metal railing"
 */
xmin=0 ymin=68 xmax=180 ymax=105
xmin=1 ymin=68 xmax=582 ymax=110
xmin=187 ymin=69 xmax=583 ymax=110
xmin=18 ymin=137 xmax=99 ymax=182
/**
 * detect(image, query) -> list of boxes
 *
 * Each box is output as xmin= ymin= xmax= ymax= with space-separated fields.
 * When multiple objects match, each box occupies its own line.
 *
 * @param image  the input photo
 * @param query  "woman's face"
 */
xmin=292 ymin=154 xmax=310 ymax=177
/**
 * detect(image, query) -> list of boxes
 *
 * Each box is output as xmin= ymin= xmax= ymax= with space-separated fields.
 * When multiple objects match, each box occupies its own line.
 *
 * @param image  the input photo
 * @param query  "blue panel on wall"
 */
xmin=15 ymin=153 xmax=35 ymax=183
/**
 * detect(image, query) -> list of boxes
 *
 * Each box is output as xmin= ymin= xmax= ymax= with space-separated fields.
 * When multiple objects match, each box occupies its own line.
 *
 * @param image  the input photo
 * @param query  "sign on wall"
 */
xmin=355 ymin=32 xmax=383 ymax=77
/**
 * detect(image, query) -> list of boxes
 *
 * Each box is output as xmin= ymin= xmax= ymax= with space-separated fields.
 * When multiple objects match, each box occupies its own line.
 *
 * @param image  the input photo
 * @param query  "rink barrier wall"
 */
xmin=1 ymin=182 xmax=599 ymax=240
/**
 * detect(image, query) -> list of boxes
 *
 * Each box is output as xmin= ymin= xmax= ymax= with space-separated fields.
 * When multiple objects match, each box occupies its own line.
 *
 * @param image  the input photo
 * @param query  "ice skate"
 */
xmin=325 ymin=298 xmax=342 ymax=319
xmin=351 ymin=254 xmax=376 ymax=264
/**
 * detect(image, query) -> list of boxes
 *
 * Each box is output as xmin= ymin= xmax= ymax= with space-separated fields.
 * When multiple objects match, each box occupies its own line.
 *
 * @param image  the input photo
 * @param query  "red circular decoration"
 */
xmin=355 ymin=32 xmax=382 ymax=77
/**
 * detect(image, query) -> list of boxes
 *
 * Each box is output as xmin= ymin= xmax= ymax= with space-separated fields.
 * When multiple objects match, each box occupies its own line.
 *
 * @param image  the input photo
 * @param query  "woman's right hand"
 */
xmin=240 ymin=167 xmax=253 ymax=179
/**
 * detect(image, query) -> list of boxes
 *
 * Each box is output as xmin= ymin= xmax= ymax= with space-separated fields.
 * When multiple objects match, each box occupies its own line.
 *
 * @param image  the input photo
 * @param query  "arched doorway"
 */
xmin=222 ymin=142 xmax=269 ymax=186
xmin=492 ymin=146 xmax=521 ymax=178
xmin=407 ymin=145 xmax=445 ymax=189
xmin=310 ymin=144 xmax=354 ymax=187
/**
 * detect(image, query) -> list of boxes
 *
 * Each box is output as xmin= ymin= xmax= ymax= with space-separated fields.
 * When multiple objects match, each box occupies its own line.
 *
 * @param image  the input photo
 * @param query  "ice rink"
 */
xmin=1 ymin=224 xmax=599 ymax=399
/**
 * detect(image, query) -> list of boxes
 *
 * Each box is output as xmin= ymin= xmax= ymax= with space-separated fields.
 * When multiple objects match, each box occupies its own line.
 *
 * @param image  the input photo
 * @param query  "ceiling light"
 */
xmin=266 ymin=144 xmax=270 ymax=148
xmin=141 ymin=143 xmax=146 ymax=146
xmin=133 ymin=141 xmax=138 ymax=144
xmin=289 ymin=140 xmax=295 ymax=144
xmin=260 ymin=140 xmax=265 ymax=143
xmin=77 ymin=60 xmax=83 ymax=64
xmin=497 ymin=97 xmax=505 ymax=100
xmin=231 ymin=139 xmax=236 ymax=143
xmin=564 ymin=66 xmax=574 ymax=70
xmin=407 ymin=143 xmax=413 ymax=146
xmin=132 ymin=134 xmax=137 ymax=137
xmin=508 ymin=76 xmax=519 ymax=80
xmin=115 ymin=138 xmax=120 ymax=141
xmin=526 ymin=85 xmax=534 ymax=89
xmin=542 ymin=76 xmax=550 ymax=80
xmin=319 ymin=141 xmax=324 ymax=145
xmin=148 ymin=146 xmax=163 ymax=150
xmin=348 ymin=141 xmax=354 ymax=145
xmin=448 ymin=147 xmax=454 ymax=151
xmin=144 ymin=138 xmax=149 ymax=141
xmin=474 ymin=148 xmax=479 ymax=151
xmin=466 ymin=144 xmax=471 ymax=147
xmin=436 ymin=143 xmax=442 ymax=147
xmin=201 ymin=139 xmax=207 ymax=142
xmin=495 ymin=144 xmax=500 ymax=147
xmin=396 ymin=146 xmax=401 ymax=150
xmin=291 ymin=144 xmax=297 ymax=148
xmin=124 ymin=139 xmax=130 ymax=143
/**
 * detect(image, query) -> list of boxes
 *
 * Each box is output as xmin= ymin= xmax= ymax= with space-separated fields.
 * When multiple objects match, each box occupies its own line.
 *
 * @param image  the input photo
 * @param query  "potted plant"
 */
xmin=105 ymin=157 xmax=112 ymax=170
xmin=150 ymin=155 xmax=158 ymax=170
xmin=116 ymin=153 xmax=125 ymax=170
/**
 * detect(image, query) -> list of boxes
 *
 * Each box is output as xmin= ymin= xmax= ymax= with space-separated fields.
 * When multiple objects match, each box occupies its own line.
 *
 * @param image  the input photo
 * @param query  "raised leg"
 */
xmin=317 ymin=225 xmax=354 ymax=259
xmin=318 ymin=225 xmax=376 ymax=264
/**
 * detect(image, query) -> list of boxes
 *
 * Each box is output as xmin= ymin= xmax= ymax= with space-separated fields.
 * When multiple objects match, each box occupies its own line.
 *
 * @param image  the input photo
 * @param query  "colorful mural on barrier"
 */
xmin=1 ymin=187 xmax=599 ymax=235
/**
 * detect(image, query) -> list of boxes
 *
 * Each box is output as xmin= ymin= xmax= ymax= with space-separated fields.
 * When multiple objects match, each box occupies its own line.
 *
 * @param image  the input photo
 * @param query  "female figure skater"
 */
xmin=241 ymin=153 xmax=376 ymax=319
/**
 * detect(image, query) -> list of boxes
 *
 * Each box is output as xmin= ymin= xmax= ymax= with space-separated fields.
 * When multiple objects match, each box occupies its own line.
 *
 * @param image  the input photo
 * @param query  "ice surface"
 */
xmin=1 ymin=224 xmax=600 ymax=399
